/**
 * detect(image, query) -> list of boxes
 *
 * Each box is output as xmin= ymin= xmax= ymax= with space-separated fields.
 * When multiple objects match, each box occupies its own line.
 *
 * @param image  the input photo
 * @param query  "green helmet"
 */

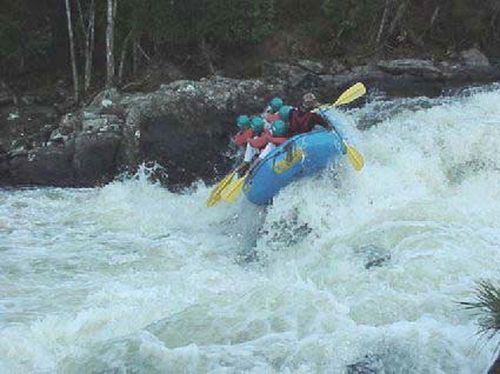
xmin=250 ymin=116 xmax=265 ymax=134
xmin=236 ymin=115 xmax=251 ymax=129
xmin=271 ymin=120 xmax=288 ymax=137
xmin=278 ymin=105 xmax=292 ymax=121
xmin=269 ymin=97 xmax=284 ymax=112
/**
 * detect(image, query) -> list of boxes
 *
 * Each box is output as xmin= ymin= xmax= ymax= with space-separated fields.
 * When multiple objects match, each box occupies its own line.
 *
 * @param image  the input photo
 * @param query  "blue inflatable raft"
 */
xmin=243 ymin=127 xmax=346 ymax=205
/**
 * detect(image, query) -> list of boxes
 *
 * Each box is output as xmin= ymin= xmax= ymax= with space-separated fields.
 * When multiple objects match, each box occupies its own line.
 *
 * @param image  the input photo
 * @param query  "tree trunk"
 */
xmin=200 ymin=38 xmax=216 ymax=76
xmin=65 ymin=0 xmax=79 ymax=102
xmin=118 ymin=30 xmax=134 ymax=84
xmin=132 ymin=37 xmax=139 ymax=76
xmin=376 ymin=0 xmax=392 ymax=44
xmin=84 ymin=0 xmax=95 ymax=92
xmin=388 ymin=0 xmax=409 ymax=36
xmin=106 ymin=0 xmax=116 ymax=88
xmin=75 ymin=0 xmax=94 ymax=93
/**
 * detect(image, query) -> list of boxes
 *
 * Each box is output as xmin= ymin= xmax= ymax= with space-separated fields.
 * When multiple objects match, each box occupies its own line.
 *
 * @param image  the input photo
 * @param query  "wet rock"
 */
xmin=347 ymin=354 xmax=385 ymax=374
xmin=365 ymin=253 xmax=391 ymax=269
xmin=0 ymin=140 xmax=8 ymax=176
xmin=20 ymin=95 xmax=37 ymax=106
xmin=2 ymin=55 xmax=500 ymax=188
xmin=82 ymin=118 xmax=108 ymax=132
xmin=0 ymin=77 xmax=286 ymax=188
xmin=0 ymin=80 xmax=15 ymax=106
xmin=163 ymin=61 xmax=186 ymax=81
xmin=97 ymin=115 xmax=122 ymax=130
xmin=73 ymin=132 xmax=122 ymax=185
xmin=285 ymin=66 xmax=310 ymax=88
xmin=49 ymin=129 xmax=68 ymax=145
xmin=262 ymin=61 xmax=329 ymax=101
xmin=327 ymin=59 xmax=347 ymax=74
xmin=8 ymin=145 xmax=75 ymax=186
xmin=59 ymin=113 xmax=80 ymax=134
xmin=4 ymin=129 xmax=122 ymax=187
xmin=378 ymin=59 xmax=443 ymax=79
xmin=297 ymin=59 xmax=325 ymax=74
xmin=0 ymin=91 xmax=14 ymax=106
xmin=488 ymin=352 xmax=500 ymax=374
xmin=262 ymin=61 xmax=295 ymax=80
xmin=133 ymin=77 xmax=285 ymax=187
xmin=261 ymin=208 xmax=312 ymax=250
xmin=355 ymin=244 xmax=391 ymax=269
xmin=460 ymin=48 xmax=490 ymax=67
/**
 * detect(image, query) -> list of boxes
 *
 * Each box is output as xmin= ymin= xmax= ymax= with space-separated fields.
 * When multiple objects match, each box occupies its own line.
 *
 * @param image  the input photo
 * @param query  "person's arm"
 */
xmin=243 ymin=143 xmax=257 ymax=163
xmin=312 ymin=112 xmax=332 ymax=130
xmin=234 ymin=128 xmax=253 ymax=146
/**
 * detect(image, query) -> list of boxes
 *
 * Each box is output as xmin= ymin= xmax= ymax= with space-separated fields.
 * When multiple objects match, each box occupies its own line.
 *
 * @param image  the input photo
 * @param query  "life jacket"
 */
xmin=268 ymin=136 xmax=288 ymax=146
xmin=265 ymin=113 xmax=280 ymax=124
xmin=289 ymin=109 xmax=326 ymax=135
xmin=233 ymin=128 xmax=253 ymax=147
xmin=248 ymin=129 xmax=271 ymax=150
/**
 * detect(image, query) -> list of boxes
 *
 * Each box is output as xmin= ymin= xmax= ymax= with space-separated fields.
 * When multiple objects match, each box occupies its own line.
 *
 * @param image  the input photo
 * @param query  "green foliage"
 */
xmin=0 ymin=16 xmax=19 ymax=58
xmin=0 ymin=2 xmax=23 ymax=60
xmin=0 ymin=1 xmax=54 ymax=72
xmin=461 ymin=280 xmax=500 ymax=347
xmin=3 ymin=0 xmax=500 ymax=83
xmin=115 ymin=0 xmax=275 ymax=47
xmin=322 ymin=0 xmax=382 ymax=41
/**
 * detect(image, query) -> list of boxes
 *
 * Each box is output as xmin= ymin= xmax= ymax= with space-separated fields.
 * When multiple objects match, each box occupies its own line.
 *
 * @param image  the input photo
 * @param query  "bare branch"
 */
xmin=376 ymin=0 xmax=392 ymax=44
xmin=64 ymin=0 xmax=79 ymax=102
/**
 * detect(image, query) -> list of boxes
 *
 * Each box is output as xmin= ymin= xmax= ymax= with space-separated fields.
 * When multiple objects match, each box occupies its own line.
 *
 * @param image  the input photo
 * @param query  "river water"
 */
xmin=1 ymin=86 xmax=499 ymax=373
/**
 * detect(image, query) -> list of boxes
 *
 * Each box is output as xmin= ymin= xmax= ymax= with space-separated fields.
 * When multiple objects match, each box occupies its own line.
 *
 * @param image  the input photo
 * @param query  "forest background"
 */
xmin=2 ymin=0 xmax=500 ymax=103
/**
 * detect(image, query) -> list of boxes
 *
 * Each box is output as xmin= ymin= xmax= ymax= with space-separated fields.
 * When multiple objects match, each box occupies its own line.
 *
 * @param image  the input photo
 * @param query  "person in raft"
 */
xmin=263 ymin=97 xmax=284 ymax=125
xmin=236 ymin=115 xmax=289 ymax=173
xmin=245 ymin=118 xmax=290 ymax=174
xmin=237 ymin=116 xmax=268 ymax=175
xmin=233 ymin=114 xmax=253 ymax=148
xmin=278 ymin=105 xmax=292 ymax=125
xmin=286 ymin=93 xmax=333 ymax=135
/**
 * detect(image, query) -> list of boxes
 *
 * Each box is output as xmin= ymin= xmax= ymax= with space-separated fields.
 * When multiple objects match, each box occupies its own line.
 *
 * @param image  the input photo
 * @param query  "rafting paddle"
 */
xmin=316 ymin=82 xmax=366 ymax=171
xmin=320 ymin=82 xmax=366 ymax=109
xmin=327 ymin=121 xmax=364 ymax=171
xmin=206 ymin=170 xmax=236 ymax=207
xmin=220 ymin=174 xmax=246 ymax=203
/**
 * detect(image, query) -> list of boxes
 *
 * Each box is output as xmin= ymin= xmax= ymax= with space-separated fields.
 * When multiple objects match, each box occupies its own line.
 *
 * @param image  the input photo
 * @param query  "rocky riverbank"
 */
xmin=1 ymin=49 xmax=499 ymax=189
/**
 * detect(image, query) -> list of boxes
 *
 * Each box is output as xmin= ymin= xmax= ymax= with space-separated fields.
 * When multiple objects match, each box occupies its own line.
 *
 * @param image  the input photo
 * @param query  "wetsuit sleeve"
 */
xmin=312 ymin=113 xmax=330 ymax=128
xmin=248 ymin=129 xmax=271 ymax=149
xmin=234 ymin=129 xmax=253 ymax=146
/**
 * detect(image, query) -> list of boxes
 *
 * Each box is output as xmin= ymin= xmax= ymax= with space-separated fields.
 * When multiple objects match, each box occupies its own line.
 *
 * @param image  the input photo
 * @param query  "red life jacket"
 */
xmin=265 ymin=113 xmax=280 ymax=124
xmin=233 ymin=128 xmax=253 ymax=147
xmin=268 ymin=136 xmax=288 ymax=145
xmin=248 ymin=129 xmax=271 ymax=150
xmin=289 ymin=109 xmax=327 ymax=135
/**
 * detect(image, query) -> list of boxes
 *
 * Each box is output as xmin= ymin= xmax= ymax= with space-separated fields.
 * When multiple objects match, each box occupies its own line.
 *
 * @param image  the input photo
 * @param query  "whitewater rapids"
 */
xmin=1 ymin=85 xmax=499 ymax=373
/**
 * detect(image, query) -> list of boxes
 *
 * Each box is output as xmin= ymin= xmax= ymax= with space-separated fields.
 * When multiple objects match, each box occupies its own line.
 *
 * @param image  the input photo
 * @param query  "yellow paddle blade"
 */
xmin=333 ymin=82 xmax=366 ymax=107
xmin=206 ymin=171 xmax=236 ymax=207
xmin=345 ymin=142 xmax=365 ymax=171
xmin=221 ymin=176 xmax=246 ymax=203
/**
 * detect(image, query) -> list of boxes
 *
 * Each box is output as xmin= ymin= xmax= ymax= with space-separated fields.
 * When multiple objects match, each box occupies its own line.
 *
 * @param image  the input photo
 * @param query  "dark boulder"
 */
xmin=489 ymin=353 xmax=500 ymax=374
xmin=121 ymin=77 xmax=285 ymax=187
xmin=460 ymin=48 xmax=491 ymax=67
xmin=377 ymin=59 xmax=443 ymax=79
xmin=0 ymin=77 xmax=285 ymax=188
xmin=7 ymin=144 xmax=75 ymax=186
xmin=73 ymin=132 xmax=122 ymax=186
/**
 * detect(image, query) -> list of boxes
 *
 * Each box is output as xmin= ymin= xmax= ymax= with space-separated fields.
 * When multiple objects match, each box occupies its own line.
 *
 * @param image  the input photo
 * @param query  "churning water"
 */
xmin=1 ymin=85 xmax=499 ymax=373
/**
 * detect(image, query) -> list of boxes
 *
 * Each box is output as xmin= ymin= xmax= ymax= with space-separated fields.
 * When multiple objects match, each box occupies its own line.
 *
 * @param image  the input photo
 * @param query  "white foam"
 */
xmin=1 ymin=87 xmax=499 ymax=373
